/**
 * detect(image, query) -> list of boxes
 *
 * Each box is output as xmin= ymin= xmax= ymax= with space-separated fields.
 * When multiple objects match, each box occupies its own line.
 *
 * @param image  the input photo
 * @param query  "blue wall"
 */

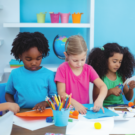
xmin=20 ymin=0 xmax=90 ymax=65
xmin=95 ymin=0 xmax=135 ymax=102
xmin=95 ymin=0 xmax=135 ymax=55
xmin=20 ymin=0 xmax=135 ymax=102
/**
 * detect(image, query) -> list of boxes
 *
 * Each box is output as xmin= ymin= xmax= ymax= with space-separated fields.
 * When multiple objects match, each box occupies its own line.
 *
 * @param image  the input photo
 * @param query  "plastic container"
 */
xmin=37 ymin=12 xmax=47 ymax=23
xmin=72 ymin=12 xmax=83 ymax=23
xmin=60 ymin=13 xmax=70 ymax=23
xmin=50 ymin=12 xmax=60 ymax=23
xmin=53 ymin=109 xmax=70 ymax=127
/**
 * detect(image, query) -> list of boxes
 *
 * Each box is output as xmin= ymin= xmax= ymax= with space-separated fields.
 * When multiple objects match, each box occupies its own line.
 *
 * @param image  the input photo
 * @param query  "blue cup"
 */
xmin=53 ymin=109 xmax=70 ymax=127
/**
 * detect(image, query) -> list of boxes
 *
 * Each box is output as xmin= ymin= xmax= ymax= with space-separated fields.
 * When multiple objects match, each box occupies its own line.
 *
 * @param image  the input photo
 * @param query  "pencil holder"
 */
xmin=37 ymin=12 xmax=47 ymax=23
xmin=53 ymin=109 xmax=70 ymax=127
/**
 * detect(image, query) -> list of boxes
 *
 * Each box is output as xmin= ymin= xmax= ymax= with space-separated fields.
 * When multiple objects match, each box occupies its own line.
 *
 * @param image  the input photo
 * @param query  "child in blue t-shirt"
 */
xmin=5 ymin=32 xmax=57 ymax=112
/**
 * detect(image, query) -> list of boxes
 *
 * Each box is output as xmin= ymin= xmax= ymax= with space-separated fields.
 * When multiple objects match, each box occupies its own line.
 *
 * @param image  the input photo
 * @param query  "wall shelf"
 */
xmin=3 ymin=23 xmax=91 ymax=28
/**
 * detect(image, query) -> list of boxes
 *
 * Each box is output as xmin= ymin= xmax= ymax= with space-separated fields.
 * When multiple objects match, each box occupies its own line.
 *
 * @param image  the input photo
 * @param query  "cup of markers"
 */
xmin=46 ymin=94 xmax=71 ymax=127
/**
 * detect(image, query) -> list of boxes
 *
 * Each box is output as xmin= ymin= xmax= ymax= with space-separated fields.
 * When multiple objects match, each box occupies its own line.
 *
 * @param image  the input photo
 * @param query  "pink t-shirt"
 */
xmin=55 ymin=62 xmax=99 ymax=104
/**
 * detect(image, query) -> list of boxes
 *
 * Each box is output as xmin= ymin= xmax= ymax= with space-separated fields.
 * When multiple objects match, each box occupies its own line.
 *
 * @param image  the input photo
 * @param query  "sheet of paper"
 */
xmin=0 ymin=111 xmax=14 ymax=135
xmin=124 ymin=76 xmax=135 ymax=85
xmin=108 ymin=107 xmax=135 ymax=120
xmin=66 ymin=117 xmax=114 ymax=135
xmin=111 ymin=118 xmax=135 ymax=134
xmin=108 ymin=107 xmax=128 ymax=114
xmin=13 ymin=115 xmax=54 ymax=131
xmin=128 ymin=107 xmax=135 ymax=113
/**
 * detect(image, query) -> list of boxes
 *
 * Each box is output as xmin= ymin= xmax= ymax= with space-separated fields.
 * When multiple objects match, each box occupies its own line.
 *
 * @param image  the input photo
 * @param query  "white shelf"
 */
xmin=3 ymin=23 xmax=91 ymax=28
xmin=4 ymin=64 xmax=59 ymax=73
xmin=0 ymin=5 xmax=3 ymax=10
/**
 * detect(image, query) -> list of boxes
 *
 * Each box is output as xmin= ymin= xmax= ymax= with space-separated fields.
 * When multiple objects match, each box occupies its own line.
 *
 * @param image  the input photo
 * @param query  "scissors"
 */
xmin=116 ymin=83 xmax=124 ymax=90
xmin=115 ymin=78 xmax=130 ymax=91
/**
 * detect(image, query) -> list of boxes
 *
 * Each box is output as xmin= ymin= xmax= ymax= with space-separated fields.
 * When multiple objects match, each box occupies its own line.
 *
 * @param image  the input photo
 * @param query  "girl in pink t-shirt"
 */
xmin=55 ymin=35 xmax=107 ymax=114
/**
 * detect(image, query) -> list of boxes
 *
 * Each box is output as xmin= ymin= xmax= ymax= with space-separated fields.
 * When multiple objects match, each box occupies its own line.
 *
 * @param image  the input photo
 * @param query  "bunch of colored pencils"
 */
xmin=45 ymin=94 xmax=71 ymax=111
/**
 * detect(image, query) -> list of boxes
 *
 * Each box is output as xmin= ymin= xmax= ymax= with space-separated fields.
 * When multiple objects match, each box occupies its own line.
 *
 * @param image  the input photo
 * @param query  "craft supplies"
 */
xmin=123 ymin=112 xmax=127 ymax=118
xmin=69 ymin=110 xmax=79 ymax=119
xmin=46 ymin=94 xmax=71 ymax=111
xmin=46 ymin=117 xmax=53 ymax=123
xmin=94 ymin=122 xmax=101 ymax=129
xmin=45 ymin=94 xmax=72 ymax=127
xmin=128 ymin=102 xmax=134 ymax=107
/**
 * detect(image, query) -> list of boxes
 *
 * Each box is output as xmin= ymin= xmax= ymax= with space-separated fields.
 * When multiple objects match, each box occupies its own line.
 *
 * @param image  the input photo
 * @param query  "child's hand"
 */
xmin=110 ymin=86 xmax=124 ymax=96
xmin=33 ymin=101 xmax=48 ymax=112
xmin=93 ymin=98 xmax=104 ymax=113
xmin=128 ymin=80 xmax=135 ymax=90
xmin=8 ymin=103 xmax=20 ymax=114
xmin=74 ymin=102 xmax=87 ymax=114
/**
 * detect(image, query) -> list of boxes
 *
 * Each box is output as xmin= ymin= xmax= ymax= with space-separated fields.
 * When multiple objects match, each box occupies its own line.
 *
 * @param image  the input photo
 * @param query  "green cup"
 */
xmin=37 ymin=12 xmax=47 ymax=23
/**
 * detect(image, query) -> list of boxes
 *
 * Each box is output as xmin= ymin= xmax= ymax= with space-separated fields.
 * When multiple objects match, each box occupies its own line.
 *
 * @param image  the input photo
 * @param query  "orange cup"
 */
xmin=72 ymin=12 xmax=83 ymax=23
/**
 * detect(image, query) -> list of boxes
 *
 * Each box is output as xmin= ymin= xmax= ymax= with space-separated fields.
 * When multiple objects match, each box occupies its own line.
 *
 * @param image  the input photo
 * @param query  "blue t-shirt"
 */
xmin=5 ymin=66 xmax=57 ymax=108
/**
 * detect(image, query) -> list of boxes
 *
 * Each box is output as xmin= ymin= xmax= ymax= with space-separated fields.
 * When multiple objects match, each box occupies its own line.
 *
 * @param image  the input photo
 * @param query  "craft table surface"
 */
xmin=11 ymin=109 xmax=126 ymax=135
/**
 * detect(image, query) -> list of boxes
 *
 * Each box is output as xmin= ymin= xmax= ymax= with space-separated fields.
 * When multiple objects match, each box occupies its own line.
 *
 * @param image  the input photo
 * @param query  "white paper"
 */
xmin=128 ymin=107 xmax=135 ymax=113
xmin=111 ymin=118 xmax=135 ymax=134
xmin=124 ymin=76 xmax=135 ymax=85
xmin=0 ymin=111 xmax=14 ymax=135
xmin=66 ymin=116 xmax=114 ymax=135
xmin=13 ymin=115 xmax=54 ymax=131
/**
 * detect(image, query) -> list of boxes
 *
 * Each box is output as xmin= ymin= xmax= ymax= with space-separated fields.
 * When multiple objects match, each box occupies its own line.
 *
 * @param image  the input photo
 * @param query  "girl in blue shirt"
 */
xmin=5 ymin=32 xmax=57 ymax=112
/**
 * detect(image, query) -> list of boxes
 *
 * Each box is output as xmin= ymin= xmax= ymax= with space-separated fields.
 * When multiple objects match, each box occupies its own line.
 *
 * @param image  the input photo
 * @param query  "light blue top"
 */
xmin=5 ymin=66 xmax=57 ymax=108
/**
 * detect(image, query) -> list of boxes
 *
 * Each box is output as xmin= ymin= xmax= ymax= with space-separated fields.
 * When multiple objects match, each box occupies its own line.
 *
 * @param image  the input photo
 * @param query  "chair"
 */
xmin=0 ymin=83 xmax=7 ymax=104
xmin=0 ymin=83 xmax=7 ymax=115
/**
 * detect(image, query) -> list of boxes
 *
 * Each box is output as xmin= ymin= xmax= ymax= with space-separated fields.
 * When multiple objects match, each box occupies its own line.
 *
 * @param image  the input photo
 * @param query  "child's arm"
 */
xmin=57 ymin=82 xmax=87 ymax=114
xmin=123 ymin=80 xmax=135 ymax=101
xmin=93 ymin=78 xmax=107 ymax=113
xmin=0 ymin=102 xmax=20 ymax=114
xmin=5 ymin=93 xmax=15 ymax=103
xmin=93 ymin=84 xmax=123 ymax=101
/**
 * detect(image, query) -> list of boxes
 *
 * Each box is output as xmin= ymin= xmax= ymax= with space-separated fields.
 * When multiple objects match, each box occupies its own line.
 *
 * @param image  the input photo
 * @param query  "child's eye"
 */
xmin=113 ymin=61 xmax=116 ymax=63
xmin=81 ymin=59 xmax=85 ymax=61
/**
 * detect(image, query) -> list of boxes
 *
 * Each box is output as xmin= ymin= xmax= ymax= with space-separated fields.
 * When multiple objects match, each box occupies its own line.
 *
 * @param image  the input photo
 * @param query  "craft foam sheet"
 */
xmin=83 ymin=104 xmax=119 ymax=119
xmin=66 ymin=117 xmax=114 ymax=135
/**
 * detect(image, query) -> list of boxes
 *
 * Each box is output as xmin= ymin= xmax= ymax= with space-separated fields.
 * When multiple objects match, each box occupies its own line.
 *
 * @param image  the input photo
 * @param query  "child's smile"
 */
xmin=19 ymin=47 xmax=43 ymax=71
